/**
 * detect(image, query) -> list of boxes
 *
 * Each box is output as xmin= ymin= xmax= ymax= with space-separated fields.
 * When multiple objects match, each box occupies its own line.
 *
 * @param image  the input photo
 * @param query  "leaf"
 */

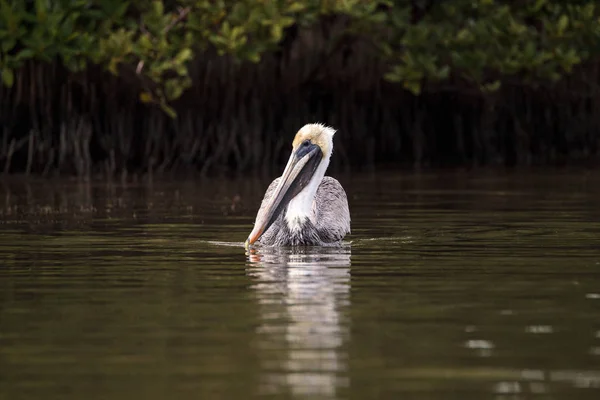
xmin=108 ymin=58 xmax=119 ymax=75
xmin=557 ymin=15 xmax=569 ymax=36
xmin=113 ymin=1 xmax=130 ymax=18
xmin=2 ymin=67 xmax=14 ymax=87
xmin=384 ymin=66 xmax=403 ymax=82
xmin=0 ymin=0 xmax=21 ymax=34
xmin=481 ymin=80 xmax=501 ymax=92
xmin=152 ymin=0 xmax=164 ymax=18
xmin=280 ymin=16 xmax=294 ymax=27
xmin=532 ymin=0 xmax=547 ymax=12
xmin=160 ymin=102 xmax=177 ymax=119
xmin=1 ymin=37 xmax=15 ymax=52
xmin=175 ymin=48 xmax=193 ymax=64
xmin=271 ymin=24 xmax=283 ymax=42
xmin=436 ymin=65 xmax=450 ymax=80
xmin=456 ymin=28 xmax=472 ymax=43
xmin=140 ymin=91 xmax=153 ymax=103
xmin=138 ymin=34 xmax=153 ymax=50
xmin=35 ymin=0 xmax=47 ymax=22
xmin=246 ymin=50 xmax=260 ymax=63
xmin=403 ymin=79 xmax=421 ymax=95
xmin=15 ymin=48 xmax=35 ymax=61
xmin=582 ymin=3 xmax=595 ymax=19
xmin=164 ymin=79 xmax=184 ymax=100
xmin=287 ymin=3 xmax=306 ymax=13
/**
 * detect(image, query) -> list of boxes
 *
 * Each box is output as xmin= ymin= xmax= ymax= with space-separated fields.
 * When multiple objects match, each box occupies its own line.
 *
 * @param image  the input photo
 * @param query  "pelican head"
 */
xmin=246 ymin=123 xmax=336 ymax=246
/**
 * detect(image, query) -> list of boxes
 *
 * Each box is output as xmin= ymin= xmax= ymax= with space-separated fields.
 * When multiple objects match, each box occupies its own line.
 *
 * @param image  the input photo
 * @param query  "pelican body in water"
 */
xmin=245 ymin=123 xmax=350 ymax=247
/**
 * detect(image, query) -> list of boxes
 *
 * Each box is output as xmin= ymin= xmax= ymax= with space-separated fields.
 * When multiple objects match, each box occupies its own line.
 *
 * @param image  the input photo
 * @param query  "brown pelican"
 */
xmin=245 ymin=123 xmax=350 ymax=247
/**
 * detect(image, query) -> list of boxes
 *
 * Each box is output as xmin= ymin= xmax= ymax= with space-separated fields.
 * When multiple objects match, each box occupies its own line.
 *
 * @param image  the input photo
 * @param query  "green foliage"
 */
xmin=382 ymin=1 xmax=600 ymax=94
xmin=1 ymin=0 xmax=600 ymax=114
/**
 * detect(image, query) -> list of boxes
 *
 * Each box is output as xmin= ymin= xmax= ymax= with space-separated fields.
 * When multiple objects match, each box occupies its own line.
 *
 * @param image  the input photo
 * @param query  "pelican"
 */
xmin=245 ymin=123 xmax=350 ymax=247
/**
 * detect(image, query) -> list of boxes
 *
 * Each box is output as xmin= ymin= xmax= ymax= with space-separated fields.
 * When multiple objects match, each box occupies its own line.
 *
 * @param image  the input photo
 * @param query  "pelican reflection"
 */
xmin=246 ymin=246 xmax=351 ymax=398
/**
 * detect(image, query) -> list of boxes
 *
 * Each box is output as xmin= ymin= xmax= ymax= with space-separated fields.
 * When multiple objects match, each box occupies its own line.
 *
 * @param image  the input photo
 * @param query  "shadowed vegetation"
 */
xmin=1 ymin=0 xmax=600 ymax=178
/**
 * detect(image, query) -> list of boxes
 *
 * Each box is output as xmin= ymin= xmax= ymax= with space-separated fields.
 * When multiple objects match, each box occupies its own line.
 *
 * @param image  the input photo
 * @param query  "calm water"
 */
xmin=1 ymin=170 xmax=599 ymax=399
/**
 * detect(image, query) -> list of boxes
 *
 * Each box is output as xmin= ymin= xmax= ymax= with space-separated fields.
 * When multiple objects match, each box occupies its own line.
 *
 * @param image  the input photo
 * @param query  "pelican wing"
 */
xmin=255 ymin=177 xmax=282 ymax=218
xmin=314 ymin=176 xmax=351 ymax=243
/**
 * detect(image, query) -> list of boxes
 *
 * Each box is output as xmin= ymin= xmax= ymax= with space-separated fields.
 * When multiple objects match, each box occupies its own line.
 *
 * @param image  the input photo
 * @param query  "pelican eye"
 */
xmin=296 ymin=139 xmax=315 ymax=158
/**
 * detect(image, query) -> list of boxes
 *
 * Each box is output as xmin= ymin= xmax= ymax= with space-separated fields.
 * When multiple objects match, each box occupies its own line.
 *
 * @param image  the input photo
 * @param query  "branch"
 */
xmin=164 ymin=6 xmax=191 ymax=34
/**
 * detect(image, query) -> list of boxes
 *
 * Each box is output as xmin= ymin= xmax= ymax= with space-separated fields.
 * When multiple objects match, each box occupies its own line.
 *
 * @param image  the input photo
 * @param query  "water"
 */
xmin=1 ymin=170 xmax=599 ymax=399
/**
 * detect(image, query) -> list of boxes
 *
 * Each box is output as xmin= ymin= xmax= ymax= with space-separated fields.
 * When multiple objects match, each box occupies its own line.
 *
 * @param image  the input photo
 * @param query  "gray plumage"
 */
xmin=255 ymin=176 xmax=351 ymax=247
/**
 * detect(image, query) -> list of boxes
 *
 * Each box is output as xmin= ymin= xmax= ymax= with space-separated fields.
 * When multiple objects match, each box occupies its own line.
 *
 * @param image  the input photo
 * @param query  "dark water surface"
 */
xmin=1 ymin=171 xmax=599 ymax=399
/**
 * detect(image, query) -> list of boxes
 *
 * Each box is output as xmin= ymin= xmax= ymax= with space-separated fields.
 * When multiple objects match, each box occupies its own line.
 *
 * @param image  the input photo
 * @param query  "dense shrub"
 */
xmin=1 ymin=1 xmax=599 ymax=176
xmin=2 ymin=1 xmax=599 ymax=114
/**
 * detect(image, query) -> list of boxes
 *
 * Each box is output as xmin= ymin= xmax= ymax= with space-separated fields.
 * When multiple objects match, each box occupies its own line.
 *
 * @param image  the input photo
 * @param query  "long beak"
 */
xmin=246 ymin=144 xmax=321 ymax=246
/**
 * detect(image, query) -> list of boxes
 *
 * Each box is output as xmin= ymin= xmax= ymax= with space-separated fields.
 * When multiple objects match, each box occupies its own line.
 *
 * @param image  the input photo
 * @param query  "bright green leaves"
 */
xmin=0 ymin=0 xmax=108 ymax=79
xmin=380 ymin=1 xmax=600 ymax=95
xmin=207 ymin=1 xmax=307 ymax=63
xmin=95 ymin=1 xmax=195 ymax=116
xmin=213 ymin=21 xmax=249 ymax=56
xmin=1 ymin=67 xmax=13 ymax=87
xmin=1 ymin=0 xmax=600 ymax=114
xmin=557 ymin=14 xmax=569 ymax=36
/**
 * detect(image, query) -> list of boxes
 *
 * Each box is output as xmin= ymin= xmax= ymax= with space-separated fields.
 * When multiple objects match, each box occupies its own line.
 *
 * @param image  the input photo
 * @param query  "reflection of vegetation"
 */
xmin=1 ymin=1 xmax=600 ymax=176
